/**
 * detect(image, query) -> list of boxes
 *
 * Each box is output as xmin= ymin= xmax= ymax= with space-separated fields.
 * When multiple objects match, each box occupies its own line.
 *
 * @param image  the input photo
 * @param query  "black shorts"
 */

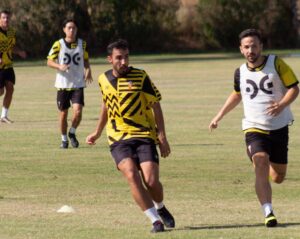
xmin=0 ymin=68 xmax=15 ymax=88
xmin=56 ymin=88 xmax=84 ymax=111
xmin=245 ymin=126 xmax=289 ymax=164
xmin=110 ymin=138 xmax=159 ymax=168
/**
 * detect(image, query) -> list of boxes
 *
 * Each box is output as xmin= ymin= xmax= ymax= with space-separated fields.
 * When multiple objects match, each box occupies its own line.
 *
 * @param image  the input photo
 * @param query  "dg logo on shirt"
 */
xmin=246 ymin=75 xmax=273 ymax=99
xmin=63 ymin=52 xmax=81 ymax=65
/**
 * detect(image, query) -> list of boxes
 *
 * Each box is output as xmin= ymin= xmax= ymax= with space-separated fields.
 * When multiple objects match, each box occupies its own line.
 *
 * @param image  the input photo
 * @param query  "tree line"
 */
xmin=1 ymin=0 xmax=299 ymax=58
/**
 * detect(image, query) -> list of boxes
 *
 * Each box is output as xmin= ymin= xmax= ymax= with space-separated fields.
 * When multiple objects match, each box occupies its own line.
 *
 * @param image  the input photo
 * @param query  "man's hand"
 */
xmin=58 ymin=64 xmax=69 ymax=72
xmin=86 ymin=132 xmax=101 ymax=145
xmin=266 ymin=101 xmax=284 ymax=117
xmin=158 ymin=134 xmax=171 ymax=158
xmin=209 ymin=116 xmax=220 ymax=132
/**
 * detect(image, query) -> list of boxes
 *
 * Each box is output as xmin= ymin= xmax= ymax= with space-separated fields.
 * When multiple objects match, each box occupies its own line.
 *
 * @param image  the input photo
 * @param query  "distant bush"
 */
xmin=0 ymin=0 xmax=299 ymax=58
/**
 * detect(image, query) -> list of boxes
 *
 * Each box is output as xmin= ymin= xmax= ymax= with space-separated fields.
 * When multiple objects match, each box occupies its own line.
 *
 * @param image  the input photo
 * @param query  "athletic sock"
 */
xmin=69 ymin=127 xmax=76 ymax=134
xmin=144 ymin=207 xmax=161 ymax=223
xmin=1 ymin=107 xmax=8 ymax=118
xmin=61 ymin=135 xmax=68 ymax=142
xmin=262 ymin=203 xmax=273 ymax=217
xmin=153 ymin=201 xmax=164 ymax=210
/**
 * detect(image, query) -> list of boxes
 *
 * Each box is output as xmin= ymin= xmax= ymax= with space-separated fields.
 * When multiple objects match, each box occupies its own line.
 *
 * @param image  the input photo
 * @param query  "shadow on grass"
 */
xmin=181 ymin=222 xmax=300 ymax=230
xmin=173 ymin=143 xmax=224 ymax=147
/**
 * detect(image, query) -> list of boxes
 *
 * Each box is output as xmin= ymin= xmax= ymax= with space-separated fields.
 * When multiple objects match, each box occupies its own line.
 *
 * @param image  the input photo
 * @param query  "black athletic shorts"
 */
xmin=56 ymin=88 xmax=84 ymax=110
xmin=110 ymin=138 xmax=159 ymax=168
xmin=0 ymin=68 xmax=16 ymax=88
xmin=245 ymin=126 xmax=289 ymax=164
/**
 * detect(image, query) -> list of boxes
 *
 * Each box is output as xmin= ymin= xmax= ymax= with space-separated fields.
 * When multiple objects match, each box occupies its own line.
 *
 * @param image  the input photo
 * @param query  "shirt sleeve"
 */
xmin=234 ymin=68 xmax=241 ymax=93
xmin=47 ymin=41 xmax=60 ymax=60
xmin=142 ymin=74 xmax=161 ymax=105
xmin=83 ymin=40 xmax=89 ymax=60
xmin=275 ymin=56 xmax=299 ymax=88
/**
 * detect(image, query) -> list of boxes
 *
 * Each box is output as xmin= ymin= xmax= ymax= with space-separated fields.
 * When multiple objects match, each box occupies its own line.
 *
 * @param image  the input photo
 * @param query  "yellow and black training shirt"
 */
xmin=0 ymin=27 xmax=16 ymax=69
xmin=98 ymin=67 xmax=161 ymax=145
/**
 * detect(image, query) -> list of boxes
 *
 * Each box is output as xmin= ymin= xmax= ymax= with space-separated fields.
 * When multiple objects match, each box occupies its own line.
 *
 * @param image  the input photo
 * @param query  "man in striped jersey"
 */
xmin=47 ymin=18 xmax=92 ymax=149
xmin=86 ymin=39 xmax=175 ymax=233
xmin=209 ymin=29 xmax=299 ymax=227
xmin=0 ymin=9 xmax=26 ymax=123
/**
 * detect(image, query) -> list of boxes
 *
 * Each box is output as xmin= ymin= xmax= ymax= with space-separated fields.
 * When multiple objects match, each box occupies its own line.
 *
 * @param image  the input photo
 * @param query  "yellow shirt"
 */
xmin=98 ymin=67 xmax=161 ymax=145
xmin=0 ymin=27 xmax=16 ymax=69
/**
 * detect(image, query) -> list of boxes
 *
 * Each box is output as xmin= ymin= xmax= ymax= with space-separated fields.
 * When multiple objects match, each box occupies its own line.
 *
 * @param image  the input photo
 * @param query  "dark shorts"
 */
xmin=245 ymin=126 xmax=289 ymax=164
xmin=0 ymin=68 xmax=16 ymax=88
xmin=56 ymin=88 xmax=84 ymax=111
xmin=110 ymin=138 xmax=159 ymax=168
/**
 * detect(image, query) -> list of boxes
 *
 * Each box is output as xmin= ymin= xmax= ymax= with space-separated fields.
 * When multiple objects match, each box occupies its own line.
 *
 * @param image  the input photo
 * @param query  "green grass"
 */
xmin=1 ymin=53 xmax=300 ymax=238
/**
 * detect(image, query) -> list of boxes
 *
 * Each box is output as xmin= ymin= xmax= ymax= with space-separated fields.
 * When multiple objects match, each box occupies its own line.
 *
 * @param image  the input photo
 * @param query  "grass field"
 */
xmin=0 ymin=53 xmax=300 ymax=239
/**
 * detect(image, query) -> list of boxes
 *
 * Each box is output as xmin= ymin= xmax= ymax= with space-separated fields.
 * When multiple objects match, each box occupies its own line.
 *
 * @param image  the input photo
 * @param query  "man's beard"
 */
xmin=247 ymin=53 xmax=260 ymax=64
xmin=117 ymin=66 xmax=129 ymax=76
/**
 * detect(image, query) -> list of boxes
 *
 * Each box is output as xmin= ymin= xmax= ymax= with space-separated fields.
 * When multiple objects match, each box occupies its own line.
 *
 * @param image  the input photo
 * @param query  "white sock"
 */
xmin=61 ymin=135 xmax=68 ymax=142
xmin=144 ymin=207 xmax=161 ymax=223
xmin=1 ymin=107 xmax=8 ymax=118
xmin=153 ymin=201 xmax=164 ymax=210
xmin=262 ymin=203 xmax=273 ymax=217
xmin=69 ymin=127 xmax=76 ymax=134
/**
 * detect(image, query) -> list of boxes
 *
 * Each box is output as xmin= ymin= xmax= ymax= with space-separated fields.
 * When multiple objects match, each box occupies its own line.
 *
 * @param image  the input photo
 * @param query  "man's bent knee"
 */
xmin=271 ymin=174 xmax=285 ymax=184
xmin=144 ymin=177 xmax=160 ymax=189
xmin=119 ymin=159 xmax=141 ymax=184
xmin=270 ymin=168 xmax=286 ymax=184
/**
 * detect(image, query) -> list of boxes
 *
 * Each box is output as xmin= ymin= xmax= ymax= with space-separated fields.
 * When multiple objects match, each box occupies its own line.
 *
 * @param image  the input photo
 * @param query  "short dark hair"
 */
xmin=239 ymin=29 xmax=262 ymax=44
xmin=0 ymin=9 xmax=11 ymax=16
xmin=107 ymin=39 xmax=129 ymax=55
xmin=62 ymin=18 xmax=78 ymax=28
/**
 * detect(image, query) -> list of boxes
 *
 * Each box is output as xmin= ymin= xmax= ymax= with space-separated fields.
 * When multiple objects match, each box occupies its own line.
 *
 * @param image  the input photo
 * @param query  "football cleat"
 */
xmin=151 ymin=220 xmax=164 ymax=233
xmin=1 ymin=117 xmax=13 ymax=123
xmin=68 ymin=132 xmax=79 ymax=148
xmin=265 ymin=212 xmax=277 ymax=227
xmin=157 ymin=206 xmax=175 ymax=228
xmin=60 ymin=141 xmax=69 ymax=149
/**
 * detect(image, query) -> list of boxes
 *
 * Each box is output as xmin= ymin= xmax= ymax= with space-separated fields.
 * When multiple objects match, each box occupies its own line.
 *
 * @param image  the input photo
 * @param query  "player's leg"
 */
xmin=246 ymin=132 xmax=277 ymax=227
xmin=57 ymin=90 xmax=70 ymax=148
xmin=140 ymin=161 xmax=163 ymax=203
xmin=0 ymin=70 xmax=5 ymax=96
xmin=252 ymin=152 xmax=277 ymax=227
xmin=68 ymin=89 xmax=84 ymax=148
xmin=118 ymin=158 xmax=164 ymax=232
xmin=269 ymin=163 xmax=287 ymax=184
xmin=0 ymin=88 xmax=3 ymax=96
xmin=1 ymin=81 xmax=14 ymax=123
xmin=1 ymin=68 xmax=15 ymax=123
xmin=71 ymin=103 xmax=82 ymax=128
xmin=269 ymin=126 xmax=289 ymax=184
xmin=119 ymin=158 xmax=154 ymax=210
xmin=252 ymin=152 xmax=272 ymax=205
xmin=112 ymin=141 xmax=164 ymax=232
xmin=59 ymin=109 xmax=68 ymax=148
xmin=138 ymin=141 xmax=175 ymax=228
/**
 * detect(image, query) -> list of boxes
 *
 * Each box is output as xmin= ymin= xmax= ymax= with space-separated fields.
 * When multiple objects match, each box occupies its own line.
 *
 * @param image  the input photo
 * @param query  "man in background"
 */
xmin=0 ymin=9 xmax=27 ymax=123
xmin=47 ymin=19 xmax=92 ymax=148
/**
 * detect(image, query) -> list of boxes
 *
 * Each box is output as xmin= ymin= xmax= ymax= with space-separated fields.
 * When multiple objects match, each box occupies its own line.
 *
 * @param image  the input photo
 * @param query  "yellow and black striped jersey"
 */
xmin=98 ymin=67 xmax=161 ymax=145
xmin=0 ymin=27 xmax=16 ymax=69
xmin=47 ymin=38 xmax=89 ymax=61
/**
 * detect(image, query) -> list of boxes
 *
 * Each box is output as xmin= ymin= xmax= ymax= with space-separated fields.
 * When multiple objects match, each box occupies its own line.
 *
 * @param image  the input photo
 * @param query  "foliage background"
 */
xmin=1 ymin=0 xmax=300 ymax=57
